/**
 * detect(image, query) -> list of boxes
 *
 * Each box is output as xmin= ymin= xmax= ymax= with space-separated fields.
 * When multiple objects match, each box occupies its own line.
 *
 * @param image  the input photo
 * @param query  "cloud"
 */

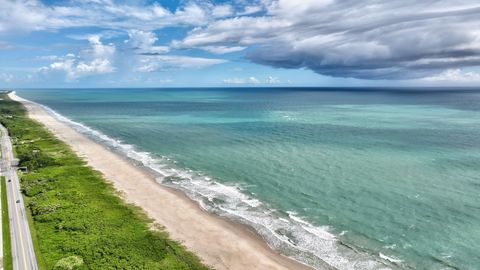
xmin=35 ymin=29 xmax=225 ymax=80
xmin=201 ymin=46 xmax=246 ymax=54
xmin=176 ymin=0 xmax=480 ymax=79
xmin=212 ymin=5 xmax=234 ymax=18
xmin=35 ymin=55 xmax=63 ymax=61
xmin=125 ymin=30 xmax=227 ymax=72
xmin=47 ymin=57 xmax=114 ymax=80
xmin=86 ymin=36 xmax=116 ymax=59
xmin=249 ymin=76 xmax=260 ymax=84
xmin=4 ymin=0 xmax=480 ymax=82
xmin=424 ymin=69 xmax=480 ymax=82
xmin=0 ymin=0 xmax=214 ymax=32
xmin=237 ymin=5 xmax=264 ymax=16
xmin=0 ymin=0 xmax=267 ymax=34
xmin=266 ymin=76 xmax=280 ymax=84
xmin=223 ymin=78 xmax=246 ymax=84
xmin=135 ymin=55 xmax=226 ymax=72
xmin=39 ymin=37 xmax=115 ymax=80
xmin=0 ymin=0 xmax=266 ymax=34
xmin=223 ymin=76 xmax=261 ymax=84
xmin=223 ymin=76 xmax=283 ymax=84
xmin=126 ymin=30 xmax=169 ymax=54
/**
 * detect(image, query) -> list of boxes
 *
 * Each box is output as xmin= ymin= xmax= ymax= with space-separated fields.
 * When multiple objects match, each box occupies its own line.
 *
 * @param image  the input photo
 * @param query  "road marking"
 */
xmin=2 ymin=128 xmax=32 ymax=269
xmin=10 ymin=175 xmax=29 ymax=269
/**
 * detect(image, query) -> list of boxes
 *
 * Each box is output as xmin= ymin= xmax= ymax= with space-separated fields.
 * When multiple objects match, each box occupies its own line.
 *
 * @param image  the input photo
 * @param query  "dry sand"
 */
xmin=10 ymin=92 xmax=312 ymax=270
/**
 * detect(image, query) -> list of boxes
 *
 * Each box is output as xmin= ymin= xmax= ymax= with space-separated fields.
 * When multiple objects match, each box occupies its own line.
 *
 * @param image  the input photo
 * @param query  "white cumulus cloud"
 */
xmin=40 ymin=37 xmax=116 ymax=80
xmin=126 ymin=30 xmax=169 ymax=54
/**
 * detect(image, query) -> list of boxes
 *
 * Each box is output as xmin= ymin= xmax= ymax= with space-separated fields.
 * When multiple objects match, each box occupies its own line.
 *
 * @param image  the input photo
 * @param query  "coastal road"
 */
xmin=0 ymin=124 xmax=38 ymax=270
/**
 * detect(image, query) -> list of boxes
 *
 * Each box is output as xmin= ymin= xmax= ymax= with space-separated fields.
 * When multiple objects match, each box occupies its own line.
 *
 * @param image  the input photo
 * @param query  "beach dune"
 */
xmin=9 ymin=92 xmax=312 ymax=270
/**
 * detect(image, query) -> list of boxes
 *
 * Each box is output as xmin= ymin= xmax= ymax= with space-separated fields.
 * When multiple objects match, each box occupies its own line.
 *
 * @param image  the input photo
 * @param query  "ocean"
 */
xmin=16 ymin=88 xmax=480 ymax=270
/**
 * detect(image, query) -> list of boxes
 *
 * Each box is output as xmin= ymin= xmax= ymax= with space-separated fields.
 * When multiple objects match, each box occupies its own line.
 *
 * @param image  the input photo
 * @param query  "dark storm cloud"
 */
xmin=177 ymin=0 xmax=480 ymax=79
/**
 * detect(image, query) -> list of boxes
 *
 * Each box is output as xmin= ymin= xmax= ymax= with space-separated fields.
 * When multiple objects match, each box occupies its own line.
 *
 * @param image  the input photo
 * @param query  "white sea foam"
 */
xmin=22 ymin=96 xmax=400 ymax=270
xmin=379 ymin=253 xmax=403 ymax=264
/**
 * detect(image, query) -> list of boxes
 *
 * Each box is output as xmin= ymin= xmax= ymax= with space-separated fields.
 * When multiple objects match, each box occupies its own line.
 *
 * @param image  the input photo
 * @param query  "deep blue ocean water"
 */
xmin=16 ymin=88 xmax=480 ymax=270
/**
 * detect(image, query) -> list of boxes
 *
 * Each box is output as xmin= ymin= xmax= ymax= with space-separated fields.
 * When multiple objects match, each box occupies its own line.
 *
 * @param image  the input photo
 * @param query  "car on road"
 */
xmin=16 ymin=199 xmax=20 ymax=203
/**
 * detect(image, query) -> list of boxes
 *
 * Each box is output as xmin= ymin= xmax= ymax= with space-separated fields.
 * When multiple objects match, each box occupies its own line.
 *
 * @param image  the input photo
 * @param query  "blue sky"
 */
xmin=1 ymin=0 xmax=480 ymax=87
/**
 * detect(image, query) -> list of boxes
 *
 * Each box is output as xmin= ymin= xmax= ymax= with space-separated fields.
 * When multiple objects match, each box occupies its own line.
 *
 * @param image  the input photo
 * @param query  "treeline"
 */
xmin=0 ymin=95 xmax=209 ymax=270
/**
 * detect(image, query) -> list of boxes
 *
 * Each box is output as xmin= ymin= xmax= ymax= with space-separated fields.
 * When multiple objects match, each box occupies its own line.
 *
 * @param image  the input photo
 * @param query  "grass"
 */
xmin=2 ymin=176 xmax=13 ymax=270
xmin=0 ymin=93 xmax=209 ymax=270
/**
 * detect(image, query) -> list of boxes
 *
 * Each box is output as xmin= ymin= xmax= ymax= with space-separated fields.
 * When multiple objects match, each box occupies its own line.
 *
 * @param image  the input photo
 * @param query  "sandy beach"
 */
xmin=9 ymin=92 xmax=312 ymax=270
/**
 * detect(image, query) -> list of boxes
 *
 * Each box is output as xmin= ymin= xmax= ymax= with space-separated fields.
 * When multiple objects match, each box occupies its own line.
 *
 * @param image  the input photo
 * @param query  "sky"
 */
xmin=0 ymin=0 xmax=480 ymax=88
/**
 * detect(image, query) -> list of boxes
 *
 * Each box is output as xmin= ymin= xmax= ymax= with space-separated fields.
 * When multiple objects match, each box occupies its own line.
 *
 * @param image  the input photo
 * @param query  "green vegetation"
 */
xmin=2 ymin=176 xmax=13 ymax=270
xmin=0 ymin=94 xmax=209 ymax=270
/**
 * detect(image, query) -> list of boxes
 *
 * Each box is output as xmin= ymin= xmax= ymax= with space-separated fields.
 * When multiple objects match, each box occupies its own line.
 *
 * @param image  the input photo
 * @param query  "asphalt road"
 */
xmin=0 ymin=124 xmax=38 ymax=270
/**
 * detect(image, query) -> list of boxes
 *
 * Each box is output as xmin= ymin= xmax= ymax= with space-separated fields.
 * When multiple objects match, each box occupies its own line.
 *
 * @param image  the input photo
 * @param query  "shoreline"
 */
xmin=9 ymin=92 xmax=314 ymax=270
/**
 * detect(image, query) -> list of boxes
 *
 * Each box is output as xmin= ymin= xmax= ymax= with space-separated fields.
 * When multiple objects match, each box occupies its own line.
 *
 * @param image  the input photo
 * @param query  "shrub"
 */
xmin=17 ymin=145 xmax=56 ymax=170
xmin=53 ymin=256 xmax=84 ymax=270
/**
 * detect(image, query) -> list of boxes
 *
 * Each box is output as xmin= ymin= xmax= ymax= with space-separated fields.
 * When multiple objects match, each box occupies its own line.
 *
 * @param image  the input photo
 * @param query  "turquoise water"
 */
xmin=16 ymin=88 xmax=480 ymax=269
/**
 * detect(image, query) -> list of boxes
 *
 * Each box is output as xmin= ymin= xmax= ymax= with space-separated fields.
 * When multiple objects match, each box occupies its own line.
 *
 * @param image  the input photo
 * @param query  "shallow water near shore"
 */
xmin=16 ymin=88 xmax=480 ymax=270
